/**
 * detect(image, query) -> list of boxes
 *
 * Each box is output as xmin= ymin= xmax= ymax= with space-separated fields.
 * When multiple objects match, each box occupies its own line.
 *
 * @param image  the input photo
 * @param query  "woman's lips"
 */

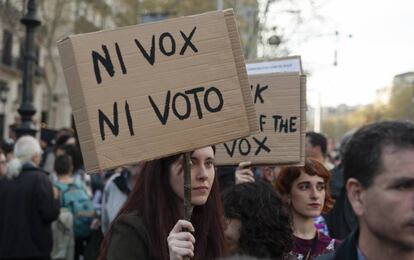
xmin=308 ymin=203 xmax=321 ymax=208
xmin=193 ymin=186 xmax=209 ymax=193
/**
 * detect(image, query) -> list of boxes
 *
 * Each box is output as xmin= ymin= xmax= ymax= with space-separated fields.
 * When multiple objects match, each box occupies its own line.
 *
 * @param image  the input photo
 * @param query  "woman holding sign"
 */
xmin=275 ymin=158 xmax=340 ymax=260
xmin=99 ymin=146 xmax=227 ymax=260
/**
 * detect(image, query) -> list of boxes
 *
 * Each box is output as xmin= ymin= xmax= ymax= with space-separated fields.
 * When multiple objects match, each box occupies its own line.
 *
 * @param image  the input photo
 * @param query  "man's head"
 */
xmin=5 ymin=136 xmax=42 ymax=179
xmin=258 ymin=166 xmax=280 ymax=183
xmin=54 ymin=154 xmax=73 ymax=176
xmin=344 ymin=121 xmax=414 ymax=251
xmin=305 ymin=131 xmax=328 ymax=159
xmin=14 ymin=135 xmax=43 ymax=166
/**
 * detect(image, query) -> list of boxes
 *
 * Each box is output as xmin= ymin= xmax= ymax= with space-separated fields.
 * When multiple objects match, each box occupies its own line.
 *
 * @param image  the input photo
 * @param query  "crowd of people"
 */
xmin=0 ymin=120 xmax=413 ymax=260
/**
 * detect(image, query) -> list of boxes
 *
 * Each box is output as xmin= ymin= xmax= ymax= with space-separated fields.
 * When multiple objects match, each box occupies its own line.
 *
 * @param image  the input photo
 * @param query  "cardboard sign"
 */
xmin=215 ymin=57 xmax=306 ymax=166
xmin=57 ymin=9 xmax=258 ymax=173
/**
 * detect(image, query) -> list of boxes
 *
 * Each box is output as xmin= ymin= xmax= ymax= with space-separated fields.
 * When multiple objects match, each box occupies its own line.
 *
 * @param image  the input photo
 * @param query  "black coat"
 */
xmin=323 ymin=186 xmax=357 ymax=240
xmin=324 ymin=164 xmax=358 ymax=240
xmin=0 ymin=164 xmax=60 ymax=259
xmin=107 ymin=211 xmax=151 ymax=260
xmin=316 ymin=229 xmax=359 ymax=260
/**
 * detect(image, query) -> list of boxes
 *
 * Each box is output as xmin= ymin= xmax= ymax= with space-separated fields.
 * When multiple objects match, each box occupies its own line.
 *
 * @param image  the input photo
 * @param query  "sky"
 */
xmin=272 ymin=0 xmax=414 ymax=107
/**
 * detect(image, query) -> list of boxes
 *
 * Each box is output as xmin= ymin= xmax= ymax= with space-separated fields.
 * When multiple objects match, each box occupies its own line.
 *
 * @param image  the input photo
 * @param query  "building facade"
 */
xmin=0 ymin=0 xmax=117 ymax=140
xmin=0 ymin=0 xmax=48 ymax=139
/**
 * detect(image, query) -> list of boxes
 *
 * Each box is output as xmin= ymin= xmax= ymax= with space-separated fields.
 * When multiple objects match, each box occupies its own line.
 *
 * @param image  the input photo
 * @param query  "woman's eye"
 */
xmin=298 ymin=184 xmax=308 ymax=190
xmin=205 ymin=160 xmax=215 ymax=168
xmin=317 ymin=184 xmax=325 ymax=191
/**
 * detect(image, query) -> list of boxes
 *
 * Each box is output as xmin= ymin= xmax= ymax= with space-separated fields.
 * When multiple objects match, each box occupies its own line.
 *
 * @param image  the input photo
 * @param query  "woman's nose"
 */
xmin=195 ymin=165 xmax=208 ymax=180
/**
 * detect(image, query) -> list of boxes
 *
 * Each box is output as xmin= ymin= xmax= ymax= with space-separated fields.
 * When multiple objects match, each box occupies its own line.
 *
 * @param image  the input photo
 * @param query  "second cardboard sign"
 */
xmin=215 ymin=57 xmax=306 ymax=166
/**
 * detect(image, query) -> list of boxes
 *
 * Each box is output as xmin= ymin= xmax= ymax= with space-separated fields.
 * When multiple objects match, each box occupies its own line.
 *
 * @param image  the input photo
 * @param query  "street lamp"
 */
xmin=0 ymin=84 xmax=8 ymax=139
xmin=268 ymin=35 xmax=282 ymax=46
xmin=16 ymin=0 xmax=41 ymax=138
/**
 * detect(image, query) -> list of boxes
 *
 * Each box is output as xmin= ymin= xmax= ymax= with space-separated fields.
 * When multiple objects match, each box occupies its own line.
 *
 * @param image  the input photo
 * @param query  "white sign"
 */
xmin=246 ymin=56 xmax=302 ymax=75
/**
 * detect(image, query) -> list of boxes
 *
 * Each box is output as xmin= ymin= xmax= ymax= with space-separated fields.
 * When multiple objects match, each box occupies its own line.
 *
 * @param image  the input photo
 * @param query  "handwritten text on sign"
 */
xmin=92 ymin=27 xmax=198 ymax=84
xmin=90 ymin=26 xmax=226 ymax=140
xmin=58 ymin=10 xmax=255 ymax=173
xmin=215 ymin=72 xmax=302 ymax=165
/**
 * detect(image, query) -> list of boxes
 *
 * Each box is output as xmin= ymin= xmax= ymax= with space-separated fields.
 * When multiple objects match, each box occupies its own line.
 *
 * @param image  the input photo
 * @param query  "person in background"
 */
xmin=42 ymin=127 xmax=75 ymax=174
xmin=305 ymin=132 xmax=334 ymax=171
xmin=235 ymin=161 xmax=280 ymax=185
xmin=222 ymin=181 xmax=294 ymax=259
xmin=54 ymin=153 xmax=95 ymax=260
xmin=317 ymin=121 xmax=414 ymax=260
xmin=275 ymin=158 xmax=339 ymax=259
xmin=51 ymin=154 xmax=75 ymax=260
xmin=101 ymin=164 xmax=142 ymax=234
xmin=1 ymin=138 xmax=14 ymax=162
xmin=0 ymin=150 xmax=7 ymax=178
xmin=39 ymin=128 xmax=58 ymax=170
xmin=98 ymin=146 xmax=227 ymax=260
xmin=323 ymin=131 xmax=357 ymax=240
xmin=0 ymin=136 xmax=60 ymax=259
xmin=8 ymin=123 xmax=17 ymax=142
xmin=328 ymin=131 xmax=355 ymax=200
xmin=56 ymin=143 xmax=91 ymax=196
xmin=326 ymin=137 xmax=339 ymax=166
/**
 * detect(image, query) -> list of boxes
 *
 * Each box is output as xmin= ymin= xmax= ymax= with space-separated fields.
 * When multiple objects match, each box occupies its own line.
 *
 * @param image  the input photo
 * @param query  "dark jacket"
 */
xmin=316 ymin=229 xmax=359 ymax=260
xmin=0 ymin=163 xmax=60 ymax=259
xmin=107 ymin=211 xmax=151 ymax=260
xmin=329 ymin=165 xmax=344 ymax=200
xmin=323 ymin=185 xmax=357 ymax=240
xmin=324 ymin=163 xmax=357 ymax=240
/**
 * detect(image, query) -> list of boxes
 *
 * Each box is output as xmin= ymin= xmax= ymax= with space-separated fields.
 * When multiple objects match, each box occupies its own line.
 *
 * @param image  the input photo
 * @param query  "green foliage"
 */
xmin=384 ymin=85 xmax=414 ymax=121
xmin=322 ymin=104 xmax=388 ymax=141
xmin=321 ymin=84 xmax=414 ymax=141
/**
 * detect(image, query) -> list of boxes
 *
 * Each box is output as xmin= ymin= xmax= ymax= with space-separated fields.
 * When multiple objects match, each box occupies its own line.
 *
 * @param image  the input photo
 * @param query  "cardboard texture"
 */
xmin=57 ymin=9 xmax=257 ymax=173
xmin=215 ymin=57 xmax=306 ymax=166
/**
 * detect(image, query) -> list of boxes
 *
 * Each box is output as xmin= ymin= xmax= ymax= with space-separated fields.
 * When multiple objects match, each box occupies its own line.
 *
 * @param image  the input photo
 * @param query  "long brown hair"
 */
xmin=274 ymin=158 xmax=334 ymax=213
xmin=99 ymin=149 xmax=227 ymax=260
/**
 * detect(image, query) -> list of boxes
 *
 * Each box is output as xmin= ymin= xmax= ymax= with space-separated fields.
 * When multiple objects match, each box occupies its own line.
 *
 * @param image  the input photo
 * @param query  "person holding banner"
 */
xmin=235 ymin=161 xmax=280 ymax=185
xmin=275 ymin=158 xmax=340 ymax=259
xmin=99 ymin=146 xmax=227 ymax=260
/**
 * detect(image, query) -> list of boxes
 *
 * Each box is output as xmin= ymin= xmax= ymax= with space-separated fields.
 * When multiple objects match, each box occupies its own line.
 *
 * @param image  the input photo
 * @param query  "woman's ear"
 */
xmin=262 ymin=166 xmax=275 ymax=183
xmin=282 ymin=194 xmax=291 ymax=207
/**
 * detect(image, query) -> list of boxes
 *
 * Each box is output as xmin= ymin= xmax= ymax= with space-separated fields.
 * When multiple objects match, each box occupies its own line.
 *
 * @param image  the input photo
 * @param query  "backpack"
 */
xmin=51 ymin=208 xmax=75 ymax=260
xmin=55 ymin=179 xmax=95 ymax=238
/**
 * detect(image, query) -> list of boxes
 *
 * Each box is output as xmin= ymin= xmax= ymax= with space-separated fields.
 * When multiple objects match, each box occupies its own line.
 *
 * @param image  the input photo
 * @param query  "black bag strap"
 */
xmin=305 ymin=230 xmax=319 ymax=260
xmin=113 ymin=175 xmax=131 ymax=195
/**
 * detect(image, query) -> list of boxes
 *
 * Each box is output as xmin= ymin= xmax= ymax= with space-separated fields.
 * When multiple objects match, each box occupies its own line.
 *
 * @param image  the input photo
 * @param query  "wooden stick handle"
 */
xmin=183 ymin=152 xmax=193 ymax=260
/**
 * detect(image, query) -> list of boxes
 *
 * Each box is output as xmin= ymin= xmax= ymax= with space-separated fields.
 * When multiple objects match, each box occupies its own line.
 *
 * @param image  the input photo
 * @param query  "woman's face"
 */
xmin=290 ymin=171 xmax=326 ymax=218
xmin=169 ymin=146 xmax=215 ymax=206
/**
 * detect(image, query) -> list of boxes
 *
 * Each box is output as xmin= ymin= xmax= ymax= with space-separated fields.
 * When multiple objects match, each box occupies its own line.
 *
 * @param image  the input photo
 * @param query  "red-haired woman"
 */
xmin=275 ymin=158 xmax=340 ymax=260
xmin=99 ymin=146 xmax=227 ymax=260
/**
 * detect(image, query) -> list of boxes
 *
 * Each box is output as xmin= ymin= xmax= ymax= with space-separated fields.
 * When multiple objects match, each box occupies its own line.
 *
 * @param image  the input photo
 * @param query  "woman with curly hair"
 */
xmin=221 ymin=181 xmax=294 ymax=259
xmin=275 ymin=158 xmax=340 ymax=260
xmin=98 ymin=146 xmax=227 ymax=260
